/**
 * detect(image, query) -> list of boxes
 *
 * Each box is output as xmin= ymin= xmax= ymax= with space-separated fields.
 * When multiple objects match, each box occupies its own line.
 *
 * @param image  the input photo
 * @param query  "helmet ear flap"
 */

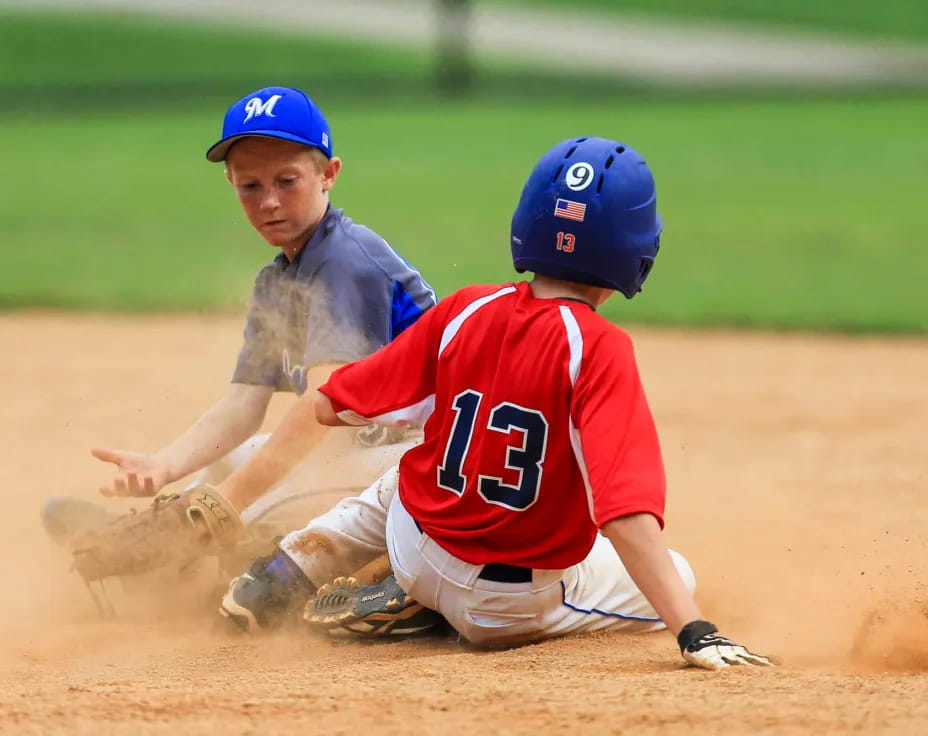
xmin=638 ymin=258 xmax=654 ymax=285
xmin=632 ymin=235 xmax=661 ymax=296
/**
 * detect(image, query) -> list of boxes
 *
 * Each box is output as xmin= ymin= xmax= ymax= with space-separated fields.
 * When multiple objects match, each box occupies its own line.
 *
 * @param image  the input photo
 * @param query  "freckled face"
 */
xmin=225 ymin=138 xmax=340 ymax=255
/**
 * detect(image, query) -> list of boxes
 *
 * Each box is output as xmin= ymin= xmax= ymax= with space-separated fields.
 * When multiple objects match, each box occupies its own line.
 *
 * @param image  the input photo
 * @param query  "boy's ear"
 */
xmin=224 ymin=167 xmax=233 ymax=185
xmin=323 ymin=156 xmax=343 ymax=192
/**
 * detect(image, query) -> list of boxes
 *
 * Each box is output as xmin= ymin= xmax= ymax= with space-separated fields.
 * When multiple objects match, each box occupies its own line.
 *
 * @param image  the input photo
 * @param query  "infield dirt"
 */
xmin=1 ymin=312 xmax=926 ymax=735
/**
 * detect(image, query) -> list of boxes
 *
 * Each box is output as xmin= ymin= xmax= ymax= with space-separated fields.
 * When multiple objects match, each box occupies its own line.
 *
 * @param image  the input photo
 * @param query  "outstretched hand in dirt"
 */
xmin=91 ymin=448 xmax=170 ymax=497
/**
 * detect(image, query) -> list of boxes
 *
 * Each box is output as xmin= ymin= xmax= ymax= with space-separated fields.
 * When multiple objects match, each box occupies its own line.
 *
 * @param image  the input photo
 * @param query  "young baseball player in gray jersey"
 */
xmin=214 ymin=203 xmax=437 ymax=539
xmin=234 ymin=206 xmax=434 ymax=394
xmin=44 ymin=87 xmax=436 ymax=586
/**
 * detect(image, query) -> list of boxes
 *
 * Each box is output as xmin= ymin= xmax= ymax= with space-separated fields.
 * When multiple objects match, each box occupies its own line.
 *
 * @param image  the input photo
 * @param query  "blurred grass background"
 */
xmin=492 ymin=0 xmax=928 ymax=42
xmin=2 ymin=6 xmax=926 ymax=332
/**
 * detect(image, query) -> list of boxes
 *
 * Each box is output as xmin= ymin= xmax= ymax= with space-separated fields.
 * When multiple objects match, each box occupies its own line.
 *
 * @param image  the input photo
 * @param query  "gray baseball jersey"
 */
xmin=233 ymin=206 xmax=436 ymax=394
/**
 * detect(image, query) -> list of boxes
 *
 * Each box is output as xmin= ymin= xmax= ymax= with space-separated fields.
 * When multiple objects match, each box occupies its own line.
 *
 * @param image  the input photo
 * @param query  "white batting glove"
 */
xmin=677 ymin=620 xmax=775 ymax=671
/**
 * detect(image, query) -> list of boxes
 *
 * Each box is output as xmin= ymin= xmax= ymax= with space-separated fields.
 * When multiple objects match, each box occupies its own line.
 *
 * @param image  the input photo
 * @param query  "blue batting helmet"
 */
xmin=510 ymin=137 xmax=662 ymax=299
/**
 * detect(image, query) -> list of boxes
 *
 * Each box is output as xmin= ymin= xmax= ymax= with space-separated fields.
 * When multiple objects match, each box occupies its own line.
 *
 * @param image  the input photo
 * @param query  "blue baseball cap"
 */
xmin=205 ymin=86 xmax=332 ymax=162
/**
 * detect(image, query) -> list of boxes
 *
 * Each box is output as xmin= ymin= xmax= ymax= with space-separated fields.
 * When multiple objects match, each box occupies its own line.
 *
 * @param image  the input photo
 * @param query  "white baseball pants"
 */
xmin=281 ymin=466 xmax=695 ymax=648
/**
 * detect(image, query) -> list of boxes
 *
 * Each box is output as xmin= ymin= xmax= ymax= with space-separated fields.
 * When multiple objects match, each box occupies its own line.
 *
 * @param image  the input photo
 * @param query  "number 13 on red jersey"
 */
xmin=436 ymin=389 xmax=549 ymax=512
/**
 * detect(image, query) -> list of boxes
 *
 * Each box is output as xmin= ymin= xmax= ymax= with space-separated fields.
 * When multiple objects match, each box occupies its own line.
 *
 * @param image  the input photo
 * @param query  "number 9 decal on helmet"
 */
xmin=565 ymin=162 xmax=595 ymax=191
xmin=510 ymin=137 xmax=662 ymax=299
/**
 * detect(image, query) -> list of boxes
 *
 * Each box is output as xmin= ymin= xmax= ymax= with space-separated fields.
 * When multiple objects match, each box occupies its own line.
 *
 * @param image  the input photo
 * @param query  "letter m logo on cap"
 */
xmin=243 ymin=94 xmax=283 ymax=123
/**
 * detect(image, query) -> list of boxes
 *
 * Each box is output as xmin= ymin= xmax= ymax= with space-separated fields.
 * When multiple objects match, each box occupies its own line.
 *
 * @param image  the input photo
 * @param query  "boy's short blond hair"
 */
xmin=305 ymin=146 xmax=330 ymax=173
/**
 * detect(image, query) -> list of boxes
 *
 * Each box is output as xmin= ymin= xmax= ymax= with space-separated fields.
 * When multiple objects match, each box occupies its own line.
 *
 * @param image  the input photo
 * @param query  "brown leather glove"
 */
xmin=71 ymin=484 xmax=244 ymax=581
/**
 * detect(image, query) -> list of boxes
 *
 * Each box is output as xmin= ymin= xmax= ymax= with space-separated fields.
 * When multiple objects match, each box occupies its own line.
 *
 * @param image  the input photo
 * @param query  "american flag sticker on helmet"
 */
xmin=554 ymin=198 xmax=586 ymax=222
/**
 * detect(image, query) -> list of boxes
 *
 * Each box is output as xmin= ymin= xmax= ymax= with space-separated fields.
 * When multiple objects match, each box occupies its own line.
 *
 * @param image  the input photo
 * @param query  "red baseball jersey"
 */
xmin=319 ymin=281 xmax=666 ymax=569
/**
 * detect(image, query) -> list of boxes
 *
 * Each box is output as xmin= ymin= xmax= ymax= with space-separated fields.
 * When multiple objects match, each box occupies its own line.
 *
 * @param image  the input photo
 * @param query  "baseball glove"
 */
xmin=68 ymin=485 xmax=244 ymax=582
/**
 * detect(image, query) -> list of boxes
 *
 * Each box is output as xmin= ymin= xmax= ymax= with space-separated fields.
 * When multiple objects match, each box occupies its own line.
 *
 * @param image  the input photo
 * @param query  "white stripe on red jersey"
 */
xmin=336 ymin=395 xmax=435 ymax=428
xmin=439 ymin=285 xmax=516 ymax=357
xmin=558 ymin=305 xmax=597 ymax=525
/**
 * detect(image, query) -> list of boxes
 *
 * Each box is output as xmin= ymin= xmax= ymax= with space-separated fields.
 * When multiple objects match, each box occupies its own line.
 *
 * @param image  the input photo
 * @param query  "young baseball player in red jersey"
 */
xmin=222 ymin=137 xmax=772 ymax=670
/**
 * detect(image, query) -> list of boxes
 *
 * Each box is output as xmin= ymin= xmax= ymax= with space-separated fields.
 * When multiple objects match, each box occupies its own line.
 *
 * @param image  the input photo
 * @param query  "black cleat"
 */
xmin=219 ymin=551 xmax=314 ymax=632
xmin=306 ymin=574 xmax=447 ymax=637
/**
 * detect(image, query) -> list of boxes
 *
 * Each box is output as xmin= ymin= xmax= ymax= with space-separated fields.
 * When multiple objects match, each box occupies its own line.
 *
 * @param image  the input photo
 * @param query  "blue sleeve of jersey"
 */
xmin=391 ymin=278 xmax=430 ymax=340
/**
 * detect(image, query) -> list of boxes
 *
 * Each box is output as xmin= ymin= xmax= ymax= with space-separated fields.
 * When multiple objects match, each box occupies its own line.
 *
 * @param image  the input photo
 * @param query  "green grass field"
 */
xmin=2 ymin=10 xmax=926 ymax=332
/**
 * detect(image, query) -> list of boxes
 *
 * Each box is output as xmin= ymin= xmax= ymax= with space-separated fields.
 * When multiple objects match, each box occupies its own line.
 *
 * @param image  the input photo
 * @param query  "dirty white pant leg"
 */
xmin=278 ymin=466 xmax=399 ymax=588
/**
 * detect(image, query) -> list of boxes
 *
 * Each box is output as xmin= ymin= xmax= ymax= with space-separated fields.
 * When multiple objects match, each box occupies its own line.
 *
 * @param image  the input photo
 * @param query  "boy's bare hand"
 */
xmin=91 ymin=448 xmax=170 ymax=497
